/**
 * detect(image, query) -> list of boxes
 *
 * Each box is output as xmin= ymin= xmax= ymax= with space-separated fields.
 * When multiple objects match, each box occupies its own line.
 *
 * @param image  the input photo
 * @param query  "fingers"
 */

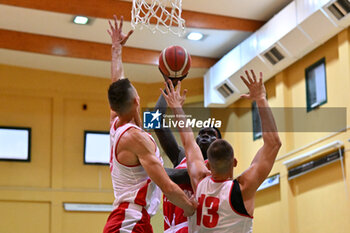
xmin=176 ymin=81 xmax=181 ymax=94
xmin=160 ymin=88 xmax=167 ymax=98
xmin=126 ymin=30 xmax=134 ymax=39
xmin=108 ymin=20 xmax=114 ymax=31
xmin=240 ymin=75 xmax=249 ymax=87
xmin=250 ymin=69 xmax=257 ymax=82
xmin=240 ymin=94 xmax=250 ymax=99
xmin=119 ymin=16 xmax=124 ymax=31
xmin=113 ymin=14 xmax=119 ymax=31
xmin=245 ymin=70 xmax=253 ymax=84
xmin=121 ymin=30 xmax=134 ymax=45
xmin=167 ymin=79 xmax=175 ymax=93
xmin=107 ymin=29 xmax=112 ymax=37
xmin=259 ymin=72 xmax=263 ymax=83
xmin=182 ymin=89 xmax=188 ymax=99
xmin=164 ymin=81 xmax=170 ymax=95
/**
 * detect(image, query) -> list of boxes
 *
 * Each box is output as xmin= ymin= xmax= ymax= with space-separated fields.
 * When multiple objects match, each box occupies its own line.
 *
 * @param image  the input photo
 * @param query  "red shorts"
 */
xmin=103 ymin=202 xmax=153 ymax=233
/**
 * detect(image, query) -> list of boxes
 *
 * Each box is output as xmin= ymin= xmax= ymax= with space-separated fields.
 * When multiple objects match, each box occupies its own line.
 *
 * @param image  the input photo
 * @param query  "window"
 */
xmin=84 ymin=131 xmax=109 ymax=165
xmin=252 ymin=101 xmax=262 ymax=140
xmin=0 ymin=127 xmax=31 ymax=161
xmin=305 ymin=58 xmax=327 ymax=112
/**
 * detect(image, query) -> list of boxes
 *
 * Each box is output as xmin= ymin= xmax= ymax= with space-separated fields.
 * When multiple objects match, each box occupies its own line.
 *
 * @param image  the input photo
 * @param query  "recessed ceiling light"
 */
xmin=187 ymin=32 xmax=204 ymax=41
xmin=73 ymin=16 xmax=89 ymax=25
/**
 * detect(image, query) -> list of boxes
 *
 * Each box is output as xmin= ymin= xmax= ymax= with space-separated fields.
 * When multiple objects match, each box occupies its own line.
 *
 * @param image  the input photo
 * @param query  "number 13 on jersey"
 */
xmin=196 ymin=194 xmax=220 ymax=228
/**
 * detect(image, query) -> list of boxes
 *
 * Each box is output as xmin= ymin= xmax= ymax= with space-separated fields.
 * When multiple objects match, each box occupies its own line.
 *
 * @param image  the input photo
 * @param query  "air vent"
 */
xmin=264 ymin=47 xmax=285 ymax=65
xmin=328 ymin=0 xmax=350 ymax=20
xmin=217 ymin=83 xmax=234 ymax=99
xmin=288 ymin=149 xmax=343 ymax=180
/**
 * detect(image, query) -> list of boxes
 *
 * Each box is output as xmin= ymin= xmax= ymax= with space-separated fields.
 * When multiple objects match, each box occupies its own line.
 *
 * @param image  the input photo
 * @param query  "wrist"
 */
xmin=255 ymin=97 xmax=267 ymax=106
xmin=111 ymin=45 xmax=122 ymax=52
xmin=255 ymin=96 xmax=267 ymax=102
xmin=171 ymin=105 xmax=183 ymax=114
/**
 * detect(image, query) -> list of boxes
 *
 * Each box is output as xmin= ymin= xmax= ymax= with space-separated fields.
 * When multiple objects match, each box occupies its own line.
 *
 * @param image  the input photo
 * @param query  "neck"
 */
xmin=211 ymin=171 xmax=233 ymax=181
xmin=200 ymin=147 xmax=208 ymax=160
xmin=116 ymin=115 xmax=135 ymax=127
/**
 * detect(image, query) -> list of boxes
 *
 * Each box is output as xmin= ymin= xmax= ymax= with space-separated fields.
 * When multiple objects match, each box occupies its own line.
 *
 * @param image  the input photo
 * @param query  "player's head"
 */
xmin=207 ymin=139 xmax=236 ymax=175
xmin=196 ymin=127 xmax=222 ymax=160
xmin=108 ymin=78 xmax=140 ymax=116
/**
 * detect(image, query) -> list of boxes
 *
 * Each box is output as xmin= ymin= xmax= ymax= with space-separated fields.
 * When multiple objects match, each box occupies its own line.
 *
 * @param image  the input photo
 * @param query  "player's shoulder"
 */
xmin=120 ymin=127 xmax=153 ymax=149
xmin=121 ymin=127 xmax=144 ymax=141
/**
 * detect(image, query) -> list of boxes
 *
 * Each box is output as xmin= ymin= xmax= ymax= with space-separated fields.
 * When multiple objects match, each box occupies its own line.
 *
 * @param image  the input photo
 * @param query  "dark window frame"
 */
xmin=83 ymin=130 xmax=110 ymax=166
xmin=252 ymin=101 xmax=262 ymax=141
xmin=0 ymin=126 xmax=31 ymax=162
xmin=305 ymin=58 xmax=328 ymax=112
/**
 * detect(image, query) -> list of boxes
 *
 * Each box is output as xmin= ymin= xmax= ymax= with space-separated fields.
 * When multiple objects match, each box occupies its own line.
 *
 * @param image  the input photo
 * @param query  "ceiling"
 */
xmin=0 ymin=0 xmax=292 ymax=83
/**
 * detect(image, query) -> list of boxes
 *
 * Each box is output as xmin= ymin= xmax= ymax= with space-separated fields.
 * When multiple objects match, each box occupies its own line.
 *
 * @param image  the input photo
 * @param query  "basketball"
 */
xmin=158 ymin=45 xmax=192 ymax=78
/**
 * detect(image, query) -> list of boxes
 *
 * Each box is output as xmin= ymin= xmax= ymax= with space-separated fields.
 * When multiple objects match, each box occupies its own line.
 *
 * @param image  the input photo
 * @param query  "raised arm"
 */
xmin=161 ymin=81 xmax=210 ymax=193
xmin=237 ymin=70 xmax=282 ymax=200
xmin=107 ymin=15 xmax=133 ymax=123
xmin=126 ymin=129 xmax=196 ymax=216
xmin=154 ymin=93 xmax=186 ymax=167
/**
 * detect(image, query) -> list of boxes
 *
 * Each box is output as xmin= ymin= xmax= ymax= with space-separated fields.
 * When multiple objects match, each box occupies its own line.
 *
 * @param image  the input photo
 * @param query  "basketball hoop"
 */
xmin=131 ymin=0 xmax=186 ymax=36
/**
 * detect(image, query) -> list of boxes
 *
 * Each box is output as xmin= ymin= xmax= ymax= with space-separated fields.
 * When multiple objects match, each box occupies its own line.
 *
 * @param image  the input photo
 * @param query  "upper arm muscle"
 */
xmin=128 ymin=130 xmax=174 ymax=191
xmin=185 ymin=141 xmax=208 ymax=193
xmin=238 ymin=144 xmax=280 ymax=198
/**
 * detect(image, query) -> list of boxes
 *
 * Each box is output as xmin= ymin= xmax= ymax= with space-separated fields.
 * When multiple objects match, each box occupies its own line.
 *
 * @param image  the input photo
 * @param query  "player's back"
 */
xmin=188 ymin=176 xmax=253 ymax=233
xmin=110 ymin=118 xmax=162 ymax=216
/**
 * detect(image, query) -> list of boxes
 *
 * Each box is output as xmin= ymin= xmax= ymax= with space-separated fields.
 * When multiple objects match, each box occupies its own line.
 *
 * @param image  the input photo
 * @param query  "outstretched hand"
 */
xmin=107 ymin=15 xmax=134 ymax=48
xmin=240 ymin=70 xmax=266 ymax=101
xmin=161 ymin=80 xmax=188 ymax=108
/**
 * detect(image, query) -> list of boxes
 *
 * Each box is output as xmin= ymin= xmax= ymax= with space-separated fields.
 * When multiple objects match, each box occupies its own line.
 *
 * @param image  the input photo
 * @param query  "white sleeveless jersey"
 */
xmin=109 ymin=118 xmax=163 ymax=216
xmin=188 ymin=176 xmax=253 ymax=233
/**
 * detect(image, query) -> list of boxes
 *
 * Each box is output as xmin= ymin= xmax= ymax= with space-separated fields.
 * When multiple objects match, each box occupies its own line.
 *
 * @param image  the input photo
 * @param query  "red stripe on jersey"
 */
xmin=132 ymin=207 xmax=153 ymax=233
xmin=115 ymin=126 xmax=141 ymax=167
xmin=228 ymin=181 xmax=253 ymax=219
xmin=113 ymin=118 xmax=118 ymax=131
xmin=177 ymin=158 xmax=187 ymax=167
xmin=134 ymin=179 xmax=151 ymax=206
xmin=110 ymin=146 xmax=114 ymax=172
xmin=103 ymin=202 xmax=129 ymax=233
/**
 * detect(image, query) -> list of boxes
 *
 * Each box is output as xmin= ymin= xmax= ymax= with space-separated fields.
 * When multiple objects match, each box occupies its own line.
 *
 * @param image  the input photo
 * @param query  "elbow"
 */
xmin=275 ymin=137 xmax=282 ymax=148
xmin=265 ymin=137 xmax=282 ymax=150
xmin=274 ymin=139 xmax=282 ymax=153
xmin=272 ymin=138 xmax=282 ymax=150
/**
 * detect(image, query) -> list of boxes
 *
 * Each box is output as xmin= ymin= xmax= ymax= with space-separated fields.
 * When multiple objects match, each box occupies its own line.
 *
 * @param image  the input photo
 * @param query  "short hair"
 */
xmin=207 ymin=139 xmax=234 ymax=174
xmin=108 ymin=79 xmax=135 ymax=115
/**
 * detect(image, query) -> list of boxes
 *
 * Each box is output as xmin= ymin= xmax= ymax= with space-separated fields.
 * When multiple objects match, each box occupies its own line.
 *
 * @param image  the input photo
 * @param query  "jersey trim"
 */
xmin=131 ymin=207 xmax=153 ymax=233
xmin=148 ymin=133 xmax=158 ymax=153
xmin=229 ymin=179 xmax=253 ymax=219
xmin=210 ymin=177 xmax=233 ymax=183
xmin=112 ymin=117 xmax=127 ymax=131
xmin=195 ymin=176 xmax=207 ymax=193
xmin=103 ymin=202 xmax=129 ymax=233
xmin=134 ymin=179 xmax=151 ymax=206
xmin=115 ymin=126 xmax=141 ymax=167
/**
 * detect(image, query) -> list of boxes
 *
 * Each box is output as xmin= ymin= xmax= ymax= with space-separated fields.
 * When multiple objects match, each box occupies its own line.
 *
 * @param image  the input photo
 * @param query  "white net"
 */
xmin=131 ymin=0 xmax=186 ymax=36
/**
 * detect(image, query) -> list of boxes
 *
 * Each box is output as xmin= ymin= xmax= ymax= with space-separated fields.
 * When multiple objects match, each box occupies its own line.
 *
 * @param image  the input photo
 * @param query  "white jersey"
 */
xmin=109 ymin=118 xmax=163 ymax=216
xmin=188 ymin=176 xmax=253 ymax=233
